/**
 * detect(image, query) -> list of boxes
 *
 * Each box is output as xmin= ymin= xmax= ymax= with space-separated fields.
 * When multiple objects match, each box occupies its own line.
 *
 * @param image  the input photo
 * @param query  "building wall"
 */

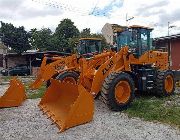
xmin=0 ymin=48 xmax=7 ymax=54
xmin=0 ymin=43 xmax=8 ymax=68
xmin=0 ymin=54 xmax=3 ymax=67
xmin=101 ymin=23 xmax=114 ymax=45
xmin=171 ymin=40 xmax=180 ymax=70
xmin=6 ymin=56 xmax=27 ymax=68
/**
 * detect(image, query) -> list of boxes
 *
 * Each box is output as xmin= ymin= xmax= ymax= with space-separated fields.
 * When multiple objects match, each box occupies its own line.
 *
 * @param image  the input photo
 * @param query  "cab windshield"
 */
xmin=78 ymin=40 xmax=102 ymax=55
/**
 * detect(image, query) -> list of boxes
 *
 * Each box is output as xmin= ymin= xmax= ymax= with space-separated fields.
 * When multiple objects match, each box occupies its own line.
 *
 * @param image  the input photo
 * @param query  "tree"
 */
xmin=68 ymin=37 xmax=79 ymax=53
xmin=80 ymin=28 xmax=91 ymax=38
xmin=53 ymin=19 xmax=80 ymax=51
xmin=0 ymin=21 xmax=31 ymax=53
xmin=29 ymin=28 xmax=54 ymax=51
xmin=55 ymin=19 xmax=79 ymax=39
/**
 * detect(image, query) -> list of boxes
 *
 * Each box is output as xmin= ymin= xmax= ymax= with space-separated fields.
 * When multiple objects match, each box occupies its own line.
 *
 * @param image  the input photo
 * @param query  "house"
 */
xmin=101 ymin=23 xmax=127 ymax=45
xmin=4 ymin=51 xmax=70 ymax=76
xmin=154 ymin=34 xmax=180 ymax=70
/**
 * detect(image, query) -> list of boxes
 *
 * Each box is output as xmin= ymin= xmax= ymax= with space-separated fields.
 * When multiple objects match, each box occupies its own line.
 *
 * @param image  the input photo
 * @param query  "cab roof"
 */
xmin=129 ymin=25 xmax=153 ymax=30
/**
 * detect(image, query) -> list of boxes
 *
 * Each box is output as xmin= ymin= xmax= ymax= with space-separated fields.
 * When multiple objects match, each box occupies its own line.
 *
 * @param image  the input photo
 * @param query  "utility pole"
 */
xmin=126 ymin=13 xmax=134 ymax=26
xmin=168 ymin=21 xmax=176 ymax=36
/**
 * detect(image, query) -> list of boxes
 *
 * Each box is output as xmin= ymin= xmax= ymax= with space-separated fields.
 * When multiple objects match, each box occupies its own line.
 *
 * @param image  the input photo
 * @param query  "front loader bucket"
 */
xmin=0 ymin=78 xmax=26 ymax=108
xmin=29 ymin=75 xmax=44 ymax=89
xmin=39 ymin=79 xmax=94 ymax=132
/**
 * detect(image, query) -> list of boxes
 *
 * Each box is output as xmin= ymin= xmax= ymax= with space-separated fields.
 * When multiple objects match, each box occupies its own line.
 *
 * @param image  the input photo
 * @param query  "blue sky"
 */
xmin=90 ymin=0 xmax=124 ymax=17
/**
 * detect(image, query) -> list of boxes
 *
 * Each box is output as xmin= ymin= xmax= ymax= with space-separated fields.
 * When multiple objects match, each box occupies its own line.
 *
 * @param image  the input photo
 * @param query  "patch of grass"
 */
xmin=27 ymin=85 xmax=46 ymax=99
xmin=124 ymin=94 xmax=180 ymax=128
xmin=1 ymin=76 xmax=13 ymax=82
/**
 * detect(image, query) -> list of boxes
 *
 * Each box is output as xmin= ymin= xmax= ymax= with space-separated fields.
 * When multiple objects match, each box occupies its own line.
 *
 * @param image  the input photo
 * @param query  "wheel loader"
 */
xmin=0 ymin=38 xmax=113 ymax=108
xmin=39 ymin=25 xmax=180 ymax=132
xmin=30 ymin=38 xmax=113 ymax=89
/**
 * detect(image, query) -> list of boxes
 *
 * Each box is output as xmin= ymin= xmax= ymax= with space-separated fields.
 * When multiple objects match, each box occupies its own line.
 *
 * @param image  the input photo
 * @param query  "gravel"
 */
xmin=0 ymin=81 xmax=180 ymax=140
xmin=0 ymin=98 xmax=179 ymax=140
xmin=0 ymin=84 xmax=9 ymax=96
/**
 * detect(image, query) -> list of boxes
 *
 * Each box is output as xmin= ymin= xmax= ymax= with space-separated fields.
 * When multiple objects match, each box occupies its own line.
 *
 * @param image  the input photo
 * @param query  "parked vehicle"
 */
xmin=1 ymin=64 xmax=30 ymax=76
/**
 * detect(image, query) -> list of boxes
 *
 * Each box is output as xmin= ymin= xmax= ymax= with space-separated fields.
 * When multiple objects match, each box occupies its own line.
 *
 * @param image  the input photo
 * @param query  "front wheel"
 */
xmin=56 ymin=71 xmax=79 ymax=84
xmin=101 ymin=72 xmax=135 ymax=111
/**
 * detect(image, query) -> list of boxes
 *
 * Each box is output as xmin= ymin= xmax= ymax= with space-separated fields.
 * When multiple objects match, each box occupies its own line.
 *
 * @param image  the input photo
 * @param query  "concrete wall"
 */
xmin=0 ymin=48 xmax=7 ymax=54
xmin=101 ymin=23 xmax=114 ymax=45
xmin=6 ymin=56 xmax=27 ymax=68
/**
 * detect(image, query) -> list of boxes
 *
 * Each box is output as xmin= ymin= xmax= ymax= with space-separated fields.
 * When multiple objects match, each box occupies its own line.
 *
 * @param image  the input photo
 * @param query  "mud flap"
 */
xmin=0 ymin=78 xmax=26 ymax=108
xmin=39 ymin=79 xmax=94 ymax=132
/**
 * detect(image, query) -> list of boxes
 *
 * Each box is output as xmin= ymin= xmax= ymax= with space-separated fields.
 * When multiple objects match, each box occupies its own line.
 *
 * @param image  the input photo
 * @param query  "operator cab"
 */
xmin=77 ymin=38 xmax=102 ymax=58
xmin=117 ymin=25 xmax=153 ymax=58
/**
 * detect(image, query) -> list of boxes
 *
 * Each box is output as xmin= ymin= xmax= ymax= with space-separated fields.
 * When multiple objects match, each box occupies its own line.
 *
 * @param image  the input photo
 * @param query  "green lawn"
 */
xmin=26 ymin=85 xmax=46 ymax=99
xmin=1 ymin=76 xmax=13 ymax=82
xmin=124 ymin=94 xmax=180 ymax=128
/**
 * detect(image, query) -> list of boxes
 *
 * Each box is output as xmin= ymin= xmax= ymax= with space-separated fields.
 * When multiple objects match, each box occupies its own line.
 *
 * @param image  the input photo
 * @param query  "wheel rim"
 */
xmin=115 ymin=81 xmax=131 ymax=104
xmin=62 ymin=77 xmax=76 ymax=84
xmin=164 ymin=75 xmax=174 ymax=93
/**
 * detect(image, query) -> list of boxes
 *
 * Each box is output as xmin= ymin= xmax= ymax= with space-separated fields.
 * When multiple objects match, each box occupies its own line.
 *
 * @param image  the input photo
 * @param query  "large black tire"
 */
xmin=101 ymin=72 xmax=135 ymax=111
xmin=154 ymin=70 xmax=175 ymax=96
xmin=46 ymin=80 xmax=51 ymax=88
xmin=56 ymin=71 xmax=79 ymax=84
xmin=46 ymin=74 xmax=58 ymax=88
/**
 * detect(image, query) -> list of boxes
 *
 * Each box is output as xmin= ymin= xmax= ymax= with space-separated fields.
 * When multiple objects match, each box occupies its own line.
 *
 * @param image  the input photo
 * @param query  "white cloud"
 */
xmin=0 ymin=0 xmax=180 ymax=37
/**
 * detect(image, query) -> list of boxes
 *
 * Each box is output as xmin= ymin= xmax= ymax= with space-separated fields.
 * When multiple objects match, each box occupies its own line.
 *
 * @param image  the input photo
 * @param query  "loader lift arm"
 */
xmin=30 ymin=38 xmax=104 ymax=89
xmin=29 ymin=55 xmax=78 ymax=89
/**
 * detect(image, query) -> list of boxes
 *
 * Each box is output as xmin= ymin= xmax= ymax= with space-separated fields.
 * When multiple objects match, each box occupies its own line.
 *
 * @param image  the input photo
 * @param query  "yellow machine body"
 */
xmin=38 ymin=27 xmax=173 ymax=132
xmin=39 ymin=79 xmax=94 ymax=132
xmin=0 ymin=78 xmax=26 ymax=108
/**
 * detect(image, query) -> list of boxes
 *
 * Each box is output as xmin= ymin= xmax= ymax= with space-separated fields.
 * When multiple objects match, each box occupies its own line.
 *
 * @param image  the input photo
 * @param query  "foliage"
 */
xmin=0 ymin=21 xmax=31 ymax=53
xmin=54 ymin=18 xmax=80 ymax=39
xmin=53 ymin=18 xmax=80 ymax=52
xmin=29 ymin=28 xmax=53 ymax=51
xmin=124 ymin=94 xmax=180 ymax=128
xmin=27 ymin=84 xmax=46 ymax=99
xmin=0 ymin=19 xmax=108 ymax=53
xmin=80 ymin=28 xmax=91 ymax=38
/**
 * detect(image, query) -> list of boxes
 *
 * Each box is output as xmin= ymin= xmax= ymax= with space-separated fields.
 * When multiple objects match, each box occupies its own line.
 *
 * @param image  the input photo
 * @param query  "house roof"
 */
xmin=111 ymin=24 xmax=127 ymax=33
xmin=129 ymin=25 xmax=153 ymax=30
xmin=154 ymin=34 xmax=180 ymax=42
xmin=4 ymin=51 xmax=70 ymax=57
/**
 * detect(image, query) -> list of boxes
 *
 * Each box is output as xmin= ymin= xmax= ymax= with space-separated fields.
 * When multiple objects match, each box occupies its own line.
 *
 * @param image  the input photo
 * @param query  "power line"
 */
xmin=32 ymin=0 xmax=109 ymax=17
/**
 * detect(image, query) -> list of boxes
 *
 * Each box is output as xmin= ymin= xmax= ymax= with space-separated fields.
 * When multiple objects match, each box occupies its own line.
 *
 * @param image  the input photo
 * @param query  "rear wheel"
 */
xmin=101 ymin=72 xmax=135 ymax=111
xmin=154 ymin=70 xmax=175 ymax=96
xmin=56 ymin=71 xmax=79 ymax=84
xmin=46 ymin=71 xmax=79 ymax=88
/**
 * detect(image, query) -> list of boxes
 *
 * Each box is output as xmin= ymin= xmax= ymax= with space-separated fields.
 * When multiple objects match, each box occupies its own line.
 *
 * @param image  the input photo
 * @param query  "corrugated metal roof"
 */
xmin=154 ymin=34 xmax=180 ymax=41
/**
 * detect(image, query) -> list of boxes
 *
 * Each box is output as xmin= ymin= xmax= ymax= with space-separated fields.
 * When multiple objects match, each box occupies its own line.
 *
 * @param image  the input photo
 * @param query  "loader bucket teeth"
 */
xmin=0 ymin=78 xmax=26 ymax=108
xmin=39 ymin=79 xmax=94 ymax=132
